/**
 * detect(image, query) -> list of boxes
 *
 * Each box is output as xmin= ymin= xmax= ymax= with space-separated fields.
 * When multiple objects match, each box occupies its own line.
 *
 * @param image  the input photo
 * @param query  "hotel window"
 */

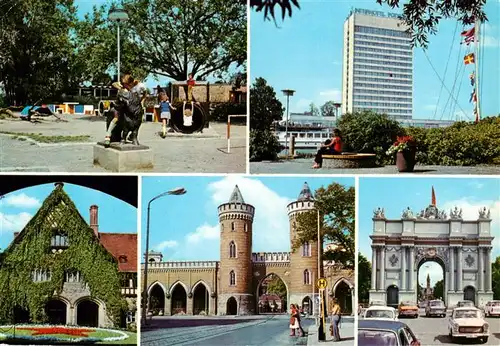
xmin=229 ymin=241 xmax=236 ymax=258
xmin=231 ymin=222 xmax=235 ymax=231
xmin=65 ymin=270 xmax=81 ymax=283
xmin=51 ymin=233 xmax=69 ymax=251
xmin=302 ymin=242 xmax=311 ymax=257
xmin=32 ymin=269 xmax=51 ymax=282
xmin=229 ymin=270 xmax=236 ymax=286
xmin=303 ymin=269 xmax=311 ymax=285
xmin=244 ymin=223 xmax=247 ymax=232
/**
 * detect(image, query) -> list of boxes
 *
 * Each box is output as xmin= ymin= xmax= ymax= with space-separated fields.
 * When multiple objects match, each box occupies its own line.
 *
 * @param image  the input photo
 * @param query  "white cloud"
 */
xmin=156 ymin=240 xmax=178 ymax=251
xmin=186 ymin=223 xmax=219 ymax=243
xmin=319 ymin=89 xmax=341 ymax=102
xmin=207 ymin=176 xmax=293 ymax=252
xmin=4 ymin=193 xmax=41 ymax=208
xmin=0 ymin=212 xmax=32 ymax=234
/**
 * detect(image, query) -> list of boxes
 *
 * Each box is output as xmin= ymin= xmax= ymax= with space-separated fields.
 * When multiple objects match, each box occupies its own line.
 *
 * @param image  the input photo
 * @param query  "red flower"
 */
xmin=17 ymin=327 xmax=94 ymax=337
xmin=394 ymin=136 xmax=415 ymax=145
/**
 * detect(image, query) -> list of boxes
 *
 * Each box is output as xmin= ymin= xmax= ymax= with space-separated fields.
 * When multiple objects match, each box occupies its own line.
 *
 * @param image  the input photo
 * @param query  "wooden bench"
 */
xmin=322 ymin=153 xmax=377 ymax=169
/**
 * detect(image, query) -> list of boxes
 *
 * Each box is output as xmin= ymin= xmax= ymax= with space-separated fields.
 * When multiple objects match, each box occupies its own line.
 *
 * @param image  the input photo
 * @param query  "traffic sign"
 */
xmin=317 ymin=278 xmax=327 ymax=289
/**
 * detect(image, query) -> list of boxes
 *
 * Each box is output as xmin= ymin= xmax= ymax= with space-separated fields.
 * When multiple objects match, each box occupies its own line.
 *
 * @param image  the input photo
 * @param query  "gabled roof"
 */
xmin=99 ymin=233 xmax=137 ymax=272
xmin=229 ymin=185 xmax=245 ymax=203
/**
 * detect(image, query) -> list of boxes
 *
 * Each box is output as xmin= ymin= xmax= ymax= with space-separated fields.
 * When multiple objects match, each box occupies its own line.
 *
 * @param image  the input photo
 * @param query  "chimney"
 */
xmin=90 ymin=205 xmax=99 ymax=237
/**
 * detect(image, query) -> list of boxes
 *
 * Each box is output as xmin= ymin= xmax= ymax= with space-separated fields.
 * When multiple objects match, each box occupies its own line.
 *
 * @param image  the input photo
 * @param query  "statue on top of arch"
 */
xmin=478 ymin=207 xmax=491 ymax=219
xmin=373 ymin=207 xmax=385 ymax=219
xmin=450 ymin=206 xmax=463 ymax=219
xmin=401 ymin=207 xmax=415 ymax=219
xmin=416 ymin=205 xmax=447 ymax=220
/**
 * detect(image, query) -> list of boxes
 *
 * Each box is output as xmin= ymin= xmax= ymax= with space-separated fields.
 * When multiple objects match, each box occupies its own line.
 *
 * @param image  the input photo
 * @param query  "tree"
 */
xmin=293 ymin=183 xmax=354 ymax=268
xmin=250 ymin=77 xmax=284 ymax=161
xmin=492 ymin=256 xmax=500 ymax=300
xmin=321 ymin=101 xmax=339 ymax=118
xmin=358 ymin=253 xmax=371 ymax=302
xmin=249 ymin=0 xmax=487 ymax=48
xmin=417 ymin=284 xmax=423 ymax=301
xmin=266 ymin=274 xmax=287 ymax=301
xmin=433 ymin=279 xmax=444 ymax=300
xmin=309 ymin=102 xmax=319 ymax=117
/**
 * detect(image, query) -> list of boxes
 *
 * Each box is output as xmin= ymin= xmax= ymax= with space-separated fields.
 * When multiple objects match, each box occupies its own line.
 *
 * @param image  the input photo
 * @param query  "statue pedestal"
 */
xmin=93 ymin=142 xmax=153 ymax=172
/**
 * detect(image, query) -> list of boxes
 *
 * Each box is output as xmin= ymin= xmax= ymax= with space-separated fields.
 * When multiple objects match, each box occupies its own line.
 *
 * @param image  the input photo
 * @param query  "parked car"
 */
xmin=364 ymin=306 xmax=398 ymax=321
xmin=369 ymin=300 xmax=386 ymax=307
xmin=448 ymin=307 xmax=489 ymax=343
xmin=485 ymin=300 xmax=500 ymax=317
xmin=398 ymin=301 xmax=419 ymax=318
xmin=418 ymin=300 xmax=427 ymax=309
xmin=457 ymin=300 xmax=475 ymax=308
xmin=425 ymin=299 xmax=447 ymax=317
xmin=358 ymin=319 xmax=421 ymax=346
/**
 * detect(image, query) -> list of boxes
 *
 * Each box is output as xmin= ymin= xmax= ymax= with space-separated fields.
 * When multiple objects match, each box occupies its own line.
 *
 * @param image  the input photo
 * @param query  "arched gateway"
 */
xmin=369 ymin=189 xmax=494 ymax=308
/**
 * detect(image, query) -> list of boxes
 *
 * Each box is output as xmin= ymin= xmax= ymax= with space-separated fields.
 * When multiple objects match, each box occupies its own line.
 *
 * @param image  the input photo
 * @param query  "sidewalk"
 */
xmin=307 ymin=318 xmax=354 ymax=345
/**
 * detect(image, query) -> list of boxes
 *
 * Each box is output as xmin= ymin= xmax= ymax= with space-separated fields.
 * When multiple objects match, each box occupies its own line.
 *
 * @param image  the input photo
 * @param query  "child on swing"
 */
xmin=159 ymin=92 xmax=176 ymax=137
xmin=183 ymin=73 xmax=197 ymax=126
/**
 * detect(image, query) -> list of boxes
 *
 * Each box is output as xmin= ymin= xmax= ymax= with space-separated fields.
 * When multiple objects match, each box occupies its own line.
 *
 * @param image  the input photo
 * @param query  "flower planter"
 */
xmin=396 ymin=149 xmax=416 ymax=172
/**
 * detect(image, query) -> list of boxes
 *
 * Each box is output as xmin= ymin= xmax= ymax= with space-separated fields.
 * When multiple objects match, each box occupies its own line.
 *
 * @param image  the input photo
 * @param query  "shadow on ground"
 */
xmin=142 ymin=318 xmax=257 ymax=331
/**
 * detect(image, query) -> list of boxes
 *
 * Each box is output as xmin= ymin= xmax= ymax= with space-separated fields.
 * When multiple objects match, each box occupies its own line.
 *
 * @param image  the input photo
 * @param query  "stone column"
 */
xmin=409 ymin=247 xmax=414 ymax=291
xmin=457 ymin=247 xmax=463 ymax=291
xmin=371 ymin=246 xmax=377 ymax=290
xmin=478 ymin=247 xmax=484 ymax=292
xmin=401 ymin=247 xmax=407 ymax=291
xmin=187 ymin=295 xmax=194 ymax=315
xmin=486 ymin=247 xmax=492 ymax=291
xmin=379 ymin=246 xmax=386 ymax=291
xmin=449 ymin=247 xmax=455 ymax=292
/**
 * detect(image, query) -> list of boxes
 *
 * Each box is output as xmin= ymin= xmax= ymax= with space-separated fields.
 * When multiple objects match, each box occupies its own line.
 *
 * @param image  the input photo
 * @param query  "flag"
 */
xmin=474 ymin=107 xmax=479 ymax=123
xmin=469 ymin=91 xmax=477 ymax=103
xmin=461 ymin=35 xmax=475 ymax=45
xmin=460 ymin=27 xmax=475 ymax=39
xmin=469 ymin=72 xmax=475 ymax=86
xmin=464 ymin=53 xmax=475 ymax=65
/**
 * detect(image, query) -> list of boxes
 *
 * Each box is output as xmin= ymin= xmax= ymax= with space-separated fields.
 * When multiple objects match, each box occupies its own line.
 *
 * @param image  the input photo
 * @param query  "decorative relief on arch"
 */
xmin=389 ymin=254 xmax=399 ymax=267
xmin=464 ymin=254 xmax=475 ymax=268
xmin=415 ymin=247 xmax=449 ymax=268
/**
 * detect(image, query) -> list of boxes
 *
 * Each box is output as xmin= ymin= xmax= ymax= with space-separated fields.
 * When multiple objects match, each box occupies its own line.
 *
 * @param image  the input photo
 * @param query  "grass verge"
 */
xmin=0 ymin=131 xmax=90 ymax=143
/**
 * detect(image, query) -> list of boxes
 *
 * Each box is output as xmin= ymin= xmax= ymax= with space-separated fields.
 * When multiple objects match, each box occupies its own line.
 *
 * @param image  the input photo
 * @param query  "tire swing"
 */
xmin=170 ymin=101 xmax=207 ymax=134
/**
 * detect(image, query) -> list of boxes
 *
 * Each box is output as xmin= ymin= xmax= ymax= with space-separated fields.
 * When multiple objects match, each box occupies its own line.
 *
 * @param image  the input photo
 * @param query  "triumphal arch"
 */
xmin=369 ymin=191 xmax=494 ymax=308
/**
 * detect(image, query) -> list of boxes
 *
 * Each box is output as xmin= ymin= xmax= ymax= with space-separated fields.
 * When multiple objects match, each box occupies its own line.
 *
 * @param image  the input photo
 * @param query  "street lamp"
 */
xmin=317 ymin=208 xmax=326 ymax=341
xmin=109 ymin=8 xmax=129 ymax=82
xmin=142 ymin=187 xmax=187 ymax=325
xmin=281 ymin=89 xmax=295 ymax=156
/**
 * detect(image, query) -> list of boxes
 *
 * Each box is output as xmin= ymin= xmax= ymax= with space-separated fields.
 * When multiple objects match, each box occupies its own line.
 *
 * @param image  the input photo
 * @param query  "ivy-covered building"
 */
xmin=0 ymin=183 xmax=137 ymax=328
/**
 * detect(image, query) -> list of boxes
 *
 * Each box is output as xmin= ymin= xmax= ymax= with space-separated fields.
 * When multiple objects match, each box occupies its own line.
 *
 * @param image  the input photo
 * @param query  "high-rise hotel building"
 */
xmin=342 ymin=8 xmax=413 ymax=119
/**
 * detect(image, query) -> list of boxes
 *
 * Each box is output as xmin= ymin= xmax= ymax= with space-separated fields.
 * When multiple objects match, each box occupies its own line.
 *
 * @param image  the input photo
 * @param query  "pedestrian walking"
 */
xmin=289 ymin=304 xmax=301 ymax=337
xmin=330 ymin=298 xmax=342 ymax=341
xmin=158 ymin=92 xmax=176 ymax=137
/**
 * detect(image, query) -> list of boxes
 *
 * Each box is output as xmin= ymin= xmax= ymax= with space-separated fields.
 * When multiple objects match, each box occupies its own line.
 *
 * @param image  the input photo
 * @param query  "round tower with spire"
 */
xmin=287 ymin=182 xmax=320 ymax=312
xmin=217 ymin=185 xmax=255 ymax=315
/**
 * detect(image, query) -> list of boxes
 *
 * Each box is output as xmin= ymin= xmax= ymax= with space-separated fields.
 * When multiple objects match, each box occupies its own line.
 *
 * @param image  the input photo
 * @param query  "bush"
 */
xmin=210 ymin=102 xmax=246 ymax=122
xmin=337 ymin=111 xmax=404 ymax=164
xmin=250 ymin=129 xmax=281 ymax=161
xmin=0 ymin=93 xmax=6 ymax=108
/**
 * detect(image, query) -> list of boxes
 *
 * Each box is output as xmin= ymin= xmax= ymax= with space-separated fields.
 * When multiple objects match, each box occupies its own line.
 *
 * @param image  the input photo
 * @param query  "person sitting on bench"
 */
xmin=312 ymin=128 xmax=342 ymax=169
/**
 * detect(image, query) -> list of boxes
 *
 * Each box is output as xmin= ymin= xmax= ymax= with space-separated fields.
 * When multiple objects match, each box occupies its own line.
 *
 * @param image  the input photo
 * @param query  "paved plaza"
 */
xmin=250 ymin=159 xmax=500 ymax=175
xmin=306 ymin=316 xmax=354 ymax=346
xmin=0 ymin=115 xmax=246 ymax=173
xmin=360 ymin=309 xmax=500 ymax=345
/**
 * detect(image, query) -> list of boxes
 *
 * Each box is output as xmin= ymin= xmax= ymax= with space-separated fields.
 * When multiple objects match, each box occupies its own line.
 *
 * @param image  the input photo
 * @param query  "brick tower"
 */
xmin=217 ymin=185 xmax=255 ymax=315
xmin=287 ymin=182 xmax=320 ymax=314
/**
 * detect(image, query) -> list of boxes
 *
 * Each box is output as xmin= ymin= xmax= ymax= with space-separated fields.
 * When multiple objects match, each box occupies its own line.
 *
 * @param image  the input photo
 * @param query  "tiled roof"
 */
xmin=99 ymin=233 xmax=137 ymax=272
xmin=229 ymin=185 xmax=245 ymax=203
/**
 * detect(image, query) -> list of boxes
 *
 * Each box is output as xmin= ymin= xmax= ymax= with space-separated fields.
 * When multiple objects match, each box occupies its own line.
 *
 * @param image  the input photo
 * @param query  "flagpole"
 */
xmin=474 ymin=19 xmax=481 ymax=122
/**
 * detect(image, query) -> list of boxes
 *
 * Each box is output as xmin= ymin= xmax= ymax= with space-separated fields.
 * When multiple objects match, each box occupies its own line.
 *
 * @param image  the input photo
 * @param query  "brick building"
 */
xmin=143 ymin=183 xmax=354 ymax=316
xmin=0 ymin=183 xmax=137 ymax=328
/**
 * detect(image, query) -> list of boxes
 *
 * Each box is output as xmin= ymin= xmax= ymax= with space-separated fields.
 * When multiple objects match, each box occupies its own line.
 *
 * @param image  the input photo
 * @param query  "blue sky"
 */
xmin=358 ymin=177 xmax=500 ymax=286
xmin=250 ymin=0 xmax=500 ymax=121
xmin=141 ymin=175 xmax=354 ymax=262
xmin=75 ymin=0 xmax=242 ymax=89
xmin=0 ymin=183 xmax=137 ymax=251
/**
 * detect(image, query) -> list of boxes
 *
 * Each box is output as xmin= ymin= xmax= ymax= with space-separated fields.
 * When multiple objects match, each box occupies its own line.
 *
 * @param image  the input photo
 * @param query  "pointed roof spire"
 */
xmin=297 ymin=182 xmax=314 ymax=201
xmin=426 ymin=273 xmax=431 ymax=288
xmin=229 ymin=185 xmax=245 ymax=204
xmin=431 ymin=186 xmax=436 ymax=206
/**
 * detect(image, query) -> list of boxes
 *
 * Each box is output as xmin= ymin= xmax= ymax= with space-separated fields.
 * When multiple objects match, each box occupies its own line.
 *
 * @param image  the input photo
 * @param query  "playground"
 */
xmin=0 ymin=112 xmax=246 ymax=173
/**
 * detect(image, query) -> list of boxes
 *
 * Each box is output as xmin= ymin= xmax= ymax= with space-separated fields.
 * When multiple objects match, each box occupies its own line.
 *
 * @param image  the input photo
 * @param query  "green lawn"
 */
xmin=0 ymin=131 xmax=91 ymax=143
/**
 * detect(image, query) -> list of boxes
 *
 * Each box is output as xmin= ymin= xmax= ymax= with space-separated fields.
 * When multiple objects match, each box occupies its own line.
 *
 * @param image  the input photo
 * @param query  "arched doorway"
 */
xmin=463 ymin=286 xmax=475 ymax=304
xmin=149 ymin=284 xmax=165 ymax=315
xmin=386 ymin=285 xmax=399 ymax=308
xmin=77 ymin=300 xmax=99 ymax=327
xmin=256 ymin=273 xmax=287 ymax=314
xmin=302 ymin=296 xmax=313 ymax=315
xmin=171 ymin=283 xmax=187 ymax=315
xmin=45 ymin=299 xmax=67 ymax=325
xmin=417 ymin=257 xmax=446 ymax=304
xmin=14 ymin=306 xmax=30 ymax=323
xmin=334 ymin=280 xmax=353 ymax=314
xmin=193 ymin=283 xmax=209 ymax=315
xmin=227 ymin=297 xmax=237 ymax=315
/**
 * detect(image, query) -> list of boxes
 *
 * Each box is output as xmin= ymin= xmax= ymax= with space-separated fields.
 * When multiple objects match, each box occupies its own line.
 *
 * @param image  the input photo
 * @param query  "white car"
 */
xmin=485 ymin=300 xmax=500 ymax=317
xmin=448 ymin=307 xmax=489 ymax=344
xmin=369 ymin=300 xmax=386 ymax=307
xmin=364 ymin=306 xmax=398 ymax=321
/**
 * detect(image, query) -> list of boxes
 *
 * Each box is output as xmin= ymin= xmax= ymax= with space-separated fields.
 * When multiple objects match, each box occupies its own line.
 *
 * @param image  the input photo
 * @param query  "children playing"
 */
xmin=159 ymin=92 xmax=176 ymax=137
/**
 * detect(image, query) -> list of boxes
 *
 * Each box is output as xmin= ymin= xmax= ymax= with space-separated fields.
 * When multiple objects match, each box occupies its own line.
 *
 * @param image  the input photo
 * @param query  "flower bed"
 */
xmin=0 ymin=325 xmax=129 ymax=344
